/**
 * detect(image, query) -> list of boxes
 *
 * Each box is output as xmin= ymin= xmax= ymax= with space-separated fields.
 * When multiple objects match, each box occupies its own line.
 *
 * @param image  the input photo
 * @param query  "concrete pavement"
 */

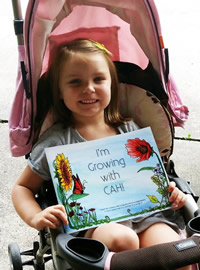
xmin=0 ymin=1 xmax=200 ymax=269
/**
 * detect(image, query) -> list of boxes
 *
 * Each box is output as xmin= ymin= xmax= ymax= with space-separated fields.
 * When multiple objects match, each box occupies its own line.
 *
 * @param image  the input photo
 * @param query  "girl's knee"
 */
xmin=112 ymin=229 xmax=139 ymax=251
xmin=139 ymin=222 xmax=181 ymax=248
xmin=91 ymin=223 xmax=139 ymax=252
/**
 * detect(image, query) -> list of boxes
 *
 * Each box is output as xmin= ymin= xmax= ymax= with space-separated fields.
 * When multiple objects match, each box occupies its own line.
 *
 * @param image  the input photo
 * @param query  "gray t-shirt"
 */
xmin=28 ymin=121 xmax=138 ymax=180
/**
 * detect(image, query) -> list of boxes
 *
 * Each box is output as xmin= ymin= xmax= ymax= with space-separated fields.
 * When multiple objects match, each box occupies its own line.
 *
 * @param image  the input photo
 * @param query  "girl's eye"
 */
xmin=69 ymin=79 xmax=81 ymax=85
xmin=94 ymin=76 xmax=104 ymax=83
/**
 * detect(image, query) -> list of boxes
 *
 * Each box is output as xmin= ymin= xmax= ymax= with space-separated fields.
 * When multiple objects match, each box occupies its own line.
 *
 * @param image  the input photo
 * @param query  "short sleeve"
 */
xmin=27 ymin=124 xmax=84 ymax=180
xmin=28 ymin=127 xmax=62 ymax=180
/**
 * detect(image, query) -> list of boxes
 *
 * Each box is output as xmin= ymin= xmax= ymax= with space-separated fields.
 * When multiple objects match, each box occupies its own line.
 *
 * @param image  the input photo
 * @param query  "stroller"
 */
xmin=8 ymin=0 xmax=200 ymax=269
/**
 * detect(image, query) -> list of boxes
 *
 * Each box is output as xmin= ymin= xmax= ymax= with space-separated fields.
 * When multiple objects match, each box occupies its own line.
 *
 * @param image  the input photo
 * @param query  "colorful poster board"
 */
xmin=45 ymin=127 xmax=171 ymax=234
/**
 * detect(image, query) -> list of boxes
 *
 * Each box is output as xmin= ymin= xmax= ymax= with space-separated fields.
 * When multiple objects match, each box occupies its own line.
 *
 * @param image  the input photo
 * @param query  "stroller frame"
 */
xmin=8 ymin=0 xmax=200 ymax=269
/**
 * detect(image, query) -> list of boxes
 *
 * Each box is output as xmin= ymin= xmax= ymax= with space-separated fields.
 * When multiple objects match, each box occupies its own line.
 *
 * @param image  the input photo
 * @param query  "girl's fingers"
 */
xmin=168 ymin=182 xmax=186 ymax=209
xmin=41 ymin=218 xmax=59 ymax=229
xmin=168 ymin=181 xmax=176 ymax=193
xmin=174 ymin=193 xmax=186 ymax=209
xmin=169 ymin=187 xmax=179 ymax=202
xmin=49 ymin=206 xmax=68 ymax=225
xmin=37 ymin=206 xmax=68 ymax=229
xmin=47 ymin=213 xmax=62 ymax=227
xmin=55 ymin=206 xmax=68 ymax=224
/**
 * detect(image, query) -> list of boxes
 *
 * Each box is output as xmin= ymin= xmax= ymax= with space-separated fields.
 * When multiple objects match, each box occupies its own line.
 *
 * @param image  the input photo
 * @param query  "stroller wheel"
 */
xmin=8 ymin=242 xmax=23 ymax=270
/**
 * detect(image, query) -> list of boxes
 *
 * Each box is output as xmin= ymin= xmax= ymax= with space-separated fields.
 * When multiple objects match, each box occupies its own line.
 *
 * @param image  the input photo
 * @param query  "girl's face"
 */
xmin=59 ymin=52 xmax=112 ymax=123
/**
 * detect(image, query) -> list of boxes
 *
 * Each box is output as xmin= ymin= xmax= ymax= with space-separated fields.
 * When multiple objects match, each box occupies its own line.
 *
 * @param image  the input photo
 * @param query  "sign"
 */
xmin=45 ymin=127 xmax=171 ymax=234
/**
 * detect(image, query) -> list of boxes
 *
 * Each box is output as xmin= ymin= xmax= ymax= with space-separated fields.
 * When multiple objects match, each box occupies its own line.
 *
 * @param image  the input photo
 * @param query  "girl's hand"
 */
xmin=31 ymin=205 xmax=68 ymax=231
xmin=168 ymin=181 xmax=186 ymax=210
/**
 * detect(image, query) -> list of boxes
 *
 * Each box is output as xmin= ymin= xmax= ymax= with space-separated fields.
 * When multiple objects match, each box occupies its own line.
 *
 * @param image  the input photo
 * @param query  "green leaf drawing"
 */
xmin=57 ymin=184 xmax=65 ymax=203
xmin=147 ymin=195 xmax=159 ymax=203
xmin=151 ymin=176 xmax=163 ymax=186
xmin=156 ymin=188 xmax=164 ymax=195
xmin=68 ymin=193 xmax=89 ymax=201
xmin=137 ymin=167 xmax=155 ymax=173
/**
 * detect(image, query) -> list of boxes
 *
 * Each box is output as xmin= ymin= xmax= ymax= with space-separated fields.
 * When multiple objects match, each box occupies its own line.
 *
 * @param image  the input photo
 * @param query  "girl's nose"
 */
xmin=82 ymin=82 xmax=95 ymax=94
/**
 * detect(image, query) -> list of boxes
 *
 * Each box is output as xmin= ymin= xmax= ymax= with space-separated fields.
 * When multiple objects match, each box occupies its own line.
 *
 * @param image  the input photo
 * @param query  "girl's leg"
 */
xmin=138 ymin=222 xmax=192 ymax=270
xmin=85 ymin=222 xmax=139 ymax=252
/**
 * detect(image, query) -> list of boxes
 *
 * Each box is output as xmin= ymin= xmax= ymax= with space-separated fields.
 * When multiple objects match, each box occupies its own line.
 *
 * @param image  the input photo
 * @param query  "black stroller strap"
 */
xmin=114 ymin=61 xmax=168 ymax=106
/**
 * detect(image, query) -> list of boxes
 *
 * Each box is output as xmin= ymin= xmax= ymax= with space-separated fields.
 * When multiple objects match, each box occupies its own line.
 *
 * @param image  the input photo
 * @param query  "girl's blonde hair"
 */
xmin=40 ymin=39 xmax=125 ymax=128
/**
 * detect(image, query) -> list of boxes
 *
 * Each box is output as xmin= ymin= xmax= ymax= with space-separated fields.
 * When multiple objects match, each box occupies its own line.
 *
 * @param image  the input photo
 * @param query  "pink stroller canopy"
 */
xmin=9 ymin=0 xmax=189 ymax=156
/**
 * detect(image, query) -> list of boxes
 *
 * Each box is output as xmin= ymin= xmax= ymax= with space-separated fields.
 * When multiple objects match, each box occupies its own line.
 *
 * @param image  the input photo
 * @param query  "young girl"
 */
xmin=12 ymin=39 xmax=189 ymax=269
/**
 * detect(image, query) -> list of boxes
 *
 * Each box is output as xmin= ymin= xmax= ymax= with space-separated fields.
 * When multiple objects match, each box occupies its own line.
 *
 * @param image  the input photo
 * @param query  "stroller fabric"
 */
xmin=9 ymin=0 xmax=189 ymax=157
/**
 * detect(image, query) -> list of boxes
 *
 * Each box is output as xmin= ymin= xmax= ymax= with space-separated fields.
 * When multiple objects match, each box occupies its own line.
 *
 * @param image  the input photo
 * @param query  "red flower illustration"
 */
xmin=69 ymin=202 xmax=76 ymax=207
xmin=126 ymin=138 xmax=153 ymax=162
xmin=68 ymin=210 xmax=74 ymax=217
xmin=89 ymin=208 xmax=96 ymax=212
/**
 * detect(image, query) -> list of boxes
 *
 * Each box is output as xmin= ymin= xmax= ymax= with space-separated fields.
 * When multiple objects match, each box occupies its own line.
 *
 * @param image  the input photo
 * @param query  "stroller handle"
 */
xmin=11 ymin=0 xmax=24 ymax=45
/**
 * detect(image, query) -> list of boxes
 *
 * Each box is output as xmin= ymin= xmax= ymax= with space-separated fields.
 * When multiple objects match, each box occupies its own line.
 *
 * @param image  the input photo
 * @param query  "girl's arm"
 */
xmin=168 ymin=181 xmax=186 ymax=209
xmin=12 ymin=165 xmax=68 ymax=231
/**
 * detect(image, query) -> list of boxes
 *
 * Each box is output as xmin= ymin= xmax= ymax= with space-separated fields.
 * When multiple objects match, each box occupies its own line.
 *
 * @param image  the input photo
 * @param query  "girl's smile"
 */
xmin=79 ymin=99 xmax=98 ymax=104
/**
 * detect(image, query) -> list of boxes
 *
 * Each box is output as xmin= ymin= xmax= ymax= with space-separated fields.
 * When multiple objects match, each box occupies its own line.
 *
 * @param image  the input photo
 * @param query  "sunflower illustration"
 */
xmin=55 ymin=153 xmax=73 ymax=192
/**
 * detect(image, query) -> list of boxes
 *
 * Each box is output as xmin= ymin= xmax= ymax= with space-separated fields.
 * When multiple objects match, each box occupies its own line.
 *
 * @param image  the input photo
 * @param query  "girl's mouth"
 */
xmin=80 ymin=99 xmax=98 ymax=104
